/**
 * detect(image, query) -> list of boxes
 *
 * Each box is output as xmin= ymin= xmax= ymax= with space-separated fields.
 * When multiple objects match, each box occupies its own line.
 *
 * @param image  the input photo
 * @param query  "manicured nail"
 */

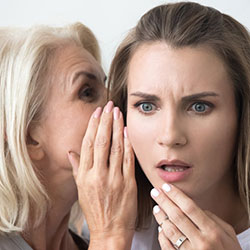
xmin=158 ymin=226 xmax=162 ymax=232
xmin=104 ymin=101 xmax=113 ymax=113
xmin=124 ymin=127 xmax=128 ymax=138
xmin=113 ymin=107 xmax=120 ymax=120
xmin=151 ymin=188 xmax=160 ymax=197
xmin=162 ymin=183 xmax=171 ymax=192
xmin=93 ymin=107 xmax=102 ymax=118
xmin=153 ymin=205 xmax=160 ymax=214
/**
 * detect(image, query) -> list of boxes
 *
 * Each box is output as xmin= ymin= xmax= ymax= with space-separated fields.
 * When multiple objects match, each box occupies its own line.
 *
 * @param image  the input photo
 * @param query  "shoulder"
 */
xmin=0 ymin=233 xmax=32 ymax=250
xmin=237 ymin=227 xmax=250 ymax=250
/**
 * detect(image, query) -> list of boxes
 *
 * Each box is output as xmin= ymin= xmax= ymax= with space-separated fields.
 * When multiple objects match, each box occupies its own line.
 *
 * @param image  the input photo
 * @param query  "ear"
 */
xmin=27 ymin=126 xmax=45 ymax=161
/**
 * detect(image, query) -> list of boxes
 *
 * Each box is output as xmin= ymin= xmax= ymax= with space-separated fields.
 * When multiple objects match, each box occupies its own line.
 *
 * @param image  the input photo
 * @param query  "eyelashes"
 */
xmin=133 ymin=101 xmax=158 ymax=115
xmin=78 ymin=84 xmax=98 ymax=102
xmin=188 ymin=101 xmax=214 ymax=115
xmin=133 ymin=100 xmax=214 ymax=115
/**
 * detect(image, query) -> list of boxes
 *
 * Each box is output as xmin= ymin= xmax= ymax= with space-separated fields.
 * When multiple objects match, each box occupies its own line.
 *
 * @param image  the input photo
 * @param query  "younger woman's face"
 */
xmin=127 ymin=42 xmax=238 ymax=201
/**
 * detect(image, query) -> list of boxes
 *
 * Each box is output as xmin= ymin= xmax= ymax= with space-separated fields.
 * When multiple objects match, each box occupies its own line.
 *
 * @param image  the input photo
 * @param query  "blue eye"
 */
xmin=140 ymin=103 xmax=154 ymax=113
xmin=192 ymin=102 xmax=208 ymax=113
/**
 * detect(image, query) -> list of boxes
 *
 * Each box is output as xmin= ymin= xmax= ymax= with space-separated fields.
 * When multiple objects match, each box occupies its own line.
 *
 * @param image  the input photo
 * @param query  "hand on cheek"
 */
xmin=68 ymin=101 xmax=137 ymax=249
xmin=150 ymin=184 xmax=242 ymax=250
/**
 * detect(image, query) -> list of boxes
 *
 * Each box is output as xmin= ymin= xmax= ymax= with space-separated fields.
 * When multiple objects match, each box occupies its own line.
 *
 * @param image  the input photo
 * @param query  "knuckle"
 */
xmin=124 ymin=152 xmax=134 ymax=165
xmin=208 ymin=229 xmax=221 ymax=242
xmin=199 ymin=243 xmax=210 ymax=250
xmin=110 ymin=143 xmax=123 ymax=154
xmin=95 ymin=136 xmax=108 ymax=148
xmin=165 ymin=224 xmax=176 ymax=238
xmin=198 ymin=233 xmax=219 ymax=250
xmin=170 ymin=210 xmax=183 ymax=224
xmin=182 ymin=200 xmax=196 ymax=216
xmin=83 ymin=137 xmax=94 ymax=149
xmin=111 ymin=179 xmax=123 ymax=191
xmin=158 ymin=233 xmax=169 ymax=249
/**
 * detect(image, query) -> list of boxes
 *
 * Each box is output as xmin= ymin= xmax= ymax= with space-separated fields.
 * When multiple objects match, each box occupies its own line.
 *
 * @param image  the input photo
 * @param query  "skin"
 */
xmin=126 ymin=42 xmax=247 ymax=249
xmin=69 ymin=101 xmax=137 ymax=250
xmin=26 ymin=44 xmax=106 ymax=250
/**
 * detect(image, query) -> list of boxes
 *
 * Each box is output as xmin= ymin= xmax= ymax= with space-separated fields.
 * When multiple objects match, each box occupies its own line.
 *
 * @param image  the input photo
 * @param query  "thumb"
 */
xmin=68 ymin=151 xmax=80 ymax=177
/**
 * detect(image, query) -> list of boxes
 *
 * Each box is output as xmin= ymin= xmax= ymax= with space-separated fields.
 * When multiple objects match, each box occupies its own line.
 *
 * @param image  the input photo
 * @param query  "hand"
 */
xmin=151 ymin=184 xmax=242 ymax=250
xmin=68 ymin=101 xmax=137 ymax=249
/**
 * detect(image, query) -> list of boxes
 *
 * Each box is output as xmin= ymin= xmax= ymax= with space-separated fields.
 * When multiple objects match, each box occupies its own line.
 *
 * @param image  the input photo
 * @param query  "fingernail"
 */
xmin=153 ymin=205 xmax=160 ymax=214
xmin=151 ymin=188 xmax=159 ymax=197
xmin=124 ymin=127 xmax=128 ymax=138
xmin=162 ymin=183 xmax=171 ymax=192
xmin=93 ymin=107 xmax=102 ymax=118
xmin=113 ymin=107 xmax=120 ymax=120
xmin=104 ymin=101 xmax=113 ymax=113
xmin=158 ymin=226 xmax=162 ymax=232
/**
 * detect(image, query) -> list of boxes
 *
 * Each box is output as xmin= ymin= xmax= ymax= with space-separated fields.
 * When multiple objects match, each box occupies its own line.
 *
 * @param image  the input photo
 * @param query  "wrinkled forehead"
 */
xmin=46 ymin=44 xmax=105 ymax=87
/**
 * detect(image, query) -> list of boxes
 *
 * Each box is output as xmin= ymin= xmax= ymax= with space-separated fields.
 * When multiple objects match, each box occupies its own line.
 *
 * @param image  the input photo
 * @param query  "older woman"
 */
xmin=0 ymin=23 xmax=136 ymax=250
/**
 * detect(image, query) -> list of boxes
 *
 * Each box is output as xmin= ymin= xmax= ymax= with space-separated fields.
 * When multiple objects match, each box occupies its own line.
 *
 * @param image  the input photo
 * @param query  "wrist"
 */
xmin=88 ymin=230 xmax=134 ymax=250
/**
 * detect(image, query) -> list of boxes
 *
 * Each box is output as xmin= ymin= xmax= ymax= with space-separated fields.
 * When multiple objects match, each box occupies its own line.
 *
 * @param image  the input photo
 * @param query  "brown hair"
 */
xmin=108 ymin=2 xmax=250 ymax=229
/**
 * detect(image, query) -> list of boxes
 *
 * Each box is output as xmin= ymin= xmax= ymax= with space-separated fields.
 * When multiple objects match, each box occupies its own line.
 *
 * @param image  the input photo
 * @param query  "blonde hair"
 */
xmin=0 ymin=22 xmax=100 ymax=233
xmin=109 ymin=2 xmax=250 ymax=229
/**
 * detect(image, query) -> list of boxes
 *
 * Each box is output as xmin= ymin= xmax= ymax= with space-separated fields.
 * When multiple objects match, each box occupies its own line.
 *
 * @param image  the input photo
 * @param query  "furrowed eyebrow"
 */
xmin=130 ymin=91 xmax=218 ymax=104
xmin=130 ymin=91 xmax=160 ymax=102
xmin=182 ymin=92 xmax=219 ymax=102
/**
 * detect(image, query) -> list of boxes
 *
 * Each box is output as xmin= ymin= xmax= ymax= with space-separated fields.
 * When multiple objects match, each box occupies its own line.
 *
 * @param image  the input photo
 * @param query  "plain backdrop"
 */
xmin=1 ymin=0 xmax=249 ymax=73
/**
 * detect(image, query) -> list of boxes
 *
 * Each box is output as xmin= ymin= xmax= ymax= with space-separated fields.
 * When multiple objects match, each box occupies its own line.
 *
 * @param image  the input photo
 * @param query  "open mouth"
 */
xmin=156 ymin=160 xmax=192 ymax=182
xmin=160 ymin=165 xmax=190 ymax=172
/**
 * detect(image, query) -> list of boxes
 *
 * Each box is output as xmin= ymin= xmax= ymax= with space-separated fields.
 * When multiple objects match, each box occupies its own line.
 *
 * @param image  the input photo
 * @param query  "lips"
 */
xmin=156 ymin=159 xmax=191 ymax=170
xmin=156 ymin=159 xmax=192 ymax=182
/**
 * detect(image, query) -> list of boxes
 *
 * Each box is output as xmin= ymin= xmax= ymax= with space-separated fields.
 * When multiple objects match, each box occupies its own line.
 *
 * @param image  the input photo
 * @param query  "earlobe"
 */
xmin=27 ymin=129 xmax=45 ymax=161
xmin=27 ymin=143 xmax=45 ymax=161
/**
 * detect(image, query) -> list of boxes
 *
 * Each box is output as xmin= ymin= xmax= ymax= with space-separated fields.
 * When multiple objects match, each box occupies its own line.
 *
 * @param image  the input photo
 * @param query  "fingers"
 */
xmin=122 ymin=127 xmax=135 ymax=179
xmin=76 ymin=101 xmax=135 ymax=185
xmin=158 ymin=231 xmax=175 ymax=250
xmin=93 ymin=101 xmax=114 ymax=172
xmin=109 ymin=107 xmax=124 ymax=179
xmin=151 ymin=186 xmax=199 ymax=241
xmin=151 ymin=184 xmax=242 ymax=250
xmin=153 ymin=183 xmax=212 ymax=230
xmin=153 ymin=204 xmax=190 ymax=249
xmin=68 ymin=151 xmax=80 ymax=177
xmin=80 ymin=106 xmax=102 ymax=171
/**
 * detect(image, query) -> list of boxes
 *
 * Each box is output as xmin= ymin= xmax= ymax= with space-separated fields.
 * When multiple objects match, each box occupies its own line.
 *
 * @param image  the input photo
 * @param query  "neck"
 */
xmin=22 ymin=196 xmax=78 ymax=250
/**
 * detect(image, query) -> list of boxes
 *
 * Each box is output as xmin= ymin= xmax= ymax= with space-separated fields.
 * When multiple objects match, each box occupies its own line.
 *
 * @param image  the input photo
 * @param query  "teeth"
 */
xmin=163 ymin=167 xmax=186 ymax=172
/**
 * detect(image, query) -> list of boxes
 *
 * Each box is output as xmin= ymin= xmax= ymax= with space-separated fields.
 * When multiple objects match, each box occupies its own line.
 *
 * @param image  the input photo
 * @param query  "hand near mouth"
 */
xmin=151 ymin=184 xmax=242 ymax=250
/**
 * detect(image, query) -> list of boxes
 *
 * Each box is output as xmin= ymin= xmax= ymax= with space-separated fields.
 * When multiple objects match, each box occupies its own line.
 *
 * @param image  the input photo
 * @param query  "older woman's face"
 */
xmin=127 ymin=42 xmax=238 ymax=201
xmin=32 ymin=45 xmax=106 ymax=198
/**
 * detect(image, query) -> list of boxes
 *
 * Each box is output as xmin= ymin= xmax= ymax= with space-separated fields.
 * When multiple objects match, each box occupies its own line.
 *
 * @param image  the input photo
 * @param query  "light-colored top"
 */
xmin=237 ymin=227 xmax=250 ymax=250
xmin=0 ymin=233 xmax=32 ymax=250
xmin=0 ymin=230 xmax=88 ymax=250
xmin=131 ymin=219 xmax=250 ymax=250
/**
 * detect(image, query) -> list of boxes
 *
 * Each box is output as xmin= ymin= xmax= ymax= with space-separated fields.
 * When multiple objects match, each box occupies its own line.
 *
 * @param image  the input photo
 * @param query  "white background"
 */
xmin=1 ymin=0 xmax=249 ymax=73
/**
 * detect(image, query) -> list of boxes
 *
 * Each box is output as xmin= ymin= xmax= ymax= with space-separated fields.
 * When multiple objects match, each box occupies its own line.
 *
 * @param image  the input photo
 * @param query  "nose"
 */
xmin=156 ymin=112 xmax=187 ymax=148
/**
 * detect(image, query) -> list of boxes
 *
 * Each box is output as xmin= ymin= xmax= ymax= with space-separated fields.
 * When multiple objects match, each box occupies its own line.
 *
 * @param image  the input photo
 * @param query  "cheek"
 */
xmin=192 ymin=113 xmax=238 ymax=170
xmin=127 ymin=113 xmax=155 ymax=163
xmin=42 ymin=107 xmax=93 ymax=163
